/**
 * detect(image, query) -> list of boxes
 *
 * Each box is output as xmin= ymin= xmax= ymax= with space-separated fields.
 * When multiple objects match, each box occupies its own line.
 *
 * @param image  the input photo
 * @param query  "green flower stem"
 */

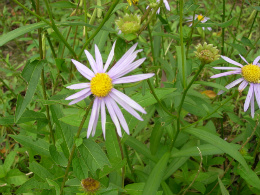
xmin=148 ymin=25 xmax=159 ymax=87
xmin=221 ymin=0 xmax=225 ymax=54
xmin=36 ymin=0 xmax=55 ymax=145
xmin=116 ymin=132 xmax=125 ymax=188
xmin=181 ymin=92 xmax=237 ymax=130
xmin=227 ymin=0 xmax=237 ymax=20
xmin=185 ymin=10 xmax=196 ymax=57
xmin=60 ymin=100 xmax=94 ymax=195
xmin=141 ymin=63 xmax=177 ymax=119
xmin=78 ymin=0 xmax=119 ymax=59
xmin=179 ymin=0 xmax=186 ymax=89
xmin=247 ymin=10 xmax=258 ymax=39
xmin=138 ymin=0 xmax=163 ymax=35
xmin=171 ymin=62 xmax=206 ymax=150
xmin=43 ymin=0 xmax=77 ymax=59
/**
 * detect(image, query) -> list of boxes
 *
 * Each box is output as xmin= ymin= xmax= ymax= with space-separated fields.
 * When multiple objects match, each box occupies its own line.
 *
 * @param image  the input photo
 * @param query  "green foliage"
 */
xmin=1 ymin=0 xmax=260 ymax=194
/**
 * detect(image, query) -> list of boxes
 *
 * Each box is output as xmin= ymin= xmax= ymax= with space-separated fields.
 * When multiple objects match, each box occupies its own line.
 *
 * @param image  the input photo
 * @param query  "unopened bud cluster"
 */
xmin=194 ymin=42 xmax=220 ymax=64
xmin=116 ymin=14 xmax=141 ymax=34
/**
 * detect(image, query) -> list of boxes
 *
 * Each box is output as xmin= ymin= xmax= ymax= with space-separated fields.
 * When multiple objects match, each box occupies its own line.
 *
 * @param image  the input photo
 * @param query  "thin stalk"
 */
xmin=116 ymin=132 xmax=125 ymax=189
xmin=140 ymin=61 xmax=177 ymax=119
xmin=227 ymin=0 xmax=237 ymax=20
xmin=171 ymin=62 xmax=206 ymax=150
xmin=186 ymin=10 xmax=196 ymax=57
xmin=36 ymin=0 xmax=55 ymax=144
xmin=147 ymin=25 xmax=159 ymax=87
xmin=247 ymin=11 xmax=258 ymax=39
xmin=138 ymin=0 xmax=163 ymax=35
xmin=179 ymin=0 xmax=186 ymax=88
xmin=43 ymin=0 xmax=77 ymax=58
xmin=78 ymin=0 xmax=120 ymax=59
xmin=221 ymin=0 xmax=225 ymax=54
xmin=60 ymin=100 xmax=94 ymax=195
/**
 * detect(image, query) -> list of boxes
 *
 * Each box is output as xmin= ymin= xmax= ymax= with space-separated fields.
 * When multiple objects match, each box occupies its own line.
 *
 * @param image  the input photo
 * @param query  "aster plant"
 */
xmin=65 ymin=42 xmax=154 ymax=138
xmin=211 ymin=55 xmax=260 ymax=117
xmin=186 ymin=14 xmax=212 ymax=31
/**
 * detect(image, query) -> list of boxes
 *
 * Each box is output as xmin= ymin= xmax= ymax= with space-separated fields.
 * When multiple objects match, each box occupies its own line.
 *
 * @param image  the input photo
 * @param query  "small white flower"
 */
xmin=186 ymin=14 xmax=212 ymax=31
xmin=211 ymin=55 xmax=260 ymax=117
xmin=66 ymin=42 xmax=154 ymax=138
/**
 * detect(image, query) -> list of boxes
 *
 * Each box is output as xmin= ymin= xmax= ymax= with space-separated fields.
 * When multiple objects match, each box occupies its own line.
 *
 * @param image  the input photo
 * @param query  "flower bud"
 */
xmin=194 ymin=42 xmax=220 ymax=64
xmin=115 ymin=14 xmax=141 ymax=35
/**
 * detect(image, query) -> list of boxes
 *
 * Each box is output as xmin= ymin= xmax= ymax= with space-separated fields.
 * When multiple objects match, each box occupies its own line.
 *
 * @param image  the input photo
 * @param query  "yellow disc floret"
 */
xmin=90 ymin=73 xmax=113 ymax=97
xmin=241 ymin=64 xmax=260 ymax=83
xmin=197 ymin=14 xmax=204 ymax=21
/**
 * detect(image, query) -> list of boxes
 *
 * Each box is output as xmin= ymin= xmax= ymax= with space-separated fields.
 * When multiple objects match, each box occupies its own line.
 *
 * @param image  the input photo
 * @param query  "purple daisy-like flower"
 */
xmin=65 ymin=42 xmax=154 ymax=138
xmin=186 ymin=14 xmax=212 ymax=31
xmin=211 ymin=55 xmax=260 ymax=117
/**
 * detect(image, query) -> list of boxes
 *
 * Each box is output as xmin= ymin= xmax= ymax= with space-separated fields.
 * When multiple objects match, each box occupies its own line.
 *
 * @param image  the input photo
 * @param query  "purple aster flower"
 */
xmin=186 ymin=14 xmax=212 ymax=31
xmin=65 ymin=42 xmax=154 ymax=138
xmin=211 ymin=55 xmax=260 ymax=117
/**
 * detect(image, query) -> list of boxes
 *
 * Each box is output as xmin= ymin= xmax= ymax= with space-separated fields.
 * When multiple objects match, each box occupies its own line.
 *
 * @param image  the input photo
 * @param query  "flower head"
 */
xmin=194 ymin=42 xmax=220 ymax=64
xmin=211 ymin=55 xmax=260 ymax=117
xmin=81 ymin=178 xmax=100 ymax=194
xmin=116 ymin=14 xmax=141 ymax=34
xmin=66 ymin=42 xmax=154 ymax=138
xmin=186 ymin=14 xmax=212 ymax=31
xmin=146 ymin=0 xmax=170 ymax=14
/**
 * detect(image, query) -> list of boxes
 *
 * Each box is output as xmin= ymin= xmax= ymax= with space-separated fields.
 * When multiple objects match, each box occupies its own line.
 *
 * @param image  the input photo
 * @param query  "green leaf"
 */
xmin=163 ymin=157 xmax=189 ymax=180
xmin=125 ymin=183 xmax=163 ymax=195
xmin=72 ymin=157 xmax=88 ymax=180
xmin=183 ymin=128 xmax=249 ymax=170
xmin=218 ymin=177 xmax=230 ymax=195
xmin=194 ymin=81 xmax=228 ymax=92
xmin=171 ymin=144 xmax=225 ymax=157
xmin=29 ymin=162 xmax=54 ymax=181
xmin=236 ymin=166 xmax=260 ymax=190
xmin=77 ymin=139 xmax=110 ymax=174
xmin=161 ymin=181 xmax=174 ymax=195
xmin=105 ymin=128 xmax=121 ymax=160
xmin=150 ymin=120 xmax=164 ymax=155
xmin=51 ymin=1 xmax=77 ymax=8
xmin=46 ymin=178 xmax=60 ymax=195
xmin=10 ymin=135 xmax=49 ymax=156
xmin=5 ymin=169 xmax=27 ymax=186
xmin=0 ymin=22 xmax=46 ymax=46
xmin=125 ymin=136 xmax=158 ymax=163
xmin=196 ymin=17 xmax=236 ymax=28
xmin=15 ymin=60 xmax=45 ymax=123
xmin=3 ymin=151 xmax=16 ymax=173
xmin=49 ymin=145 xmax=67 ymax=167
xmin=228 ymin=43 xmax=247 ymax=55
xmin=131 ymin=88 xmax=176 ymax=108
xmin=50 ymin=105 xmax=74 ymax=158
xmin=142 ymin=152 xmax=170 ymax=195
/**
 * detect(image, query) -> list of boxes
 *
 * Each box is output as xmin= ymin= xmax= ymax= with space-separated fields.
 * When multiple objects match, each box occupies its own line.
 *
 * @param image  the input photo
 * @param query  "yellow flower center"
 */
xmin=241 ymin=64 xmax=260 ymax=83
xmin=90 ymin=73 xmax=113 ymax=97
xmin=197 ymin=14 xmax=204 ymax=21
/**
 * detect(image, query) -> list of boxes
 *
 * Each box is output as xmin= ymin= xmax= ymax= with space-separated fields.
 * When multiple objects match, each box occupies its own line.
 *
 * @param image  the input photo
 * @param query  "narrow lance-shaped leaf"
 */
xmin=183 ymin=128 xmax=249 ymax=171
xmin=15 ymin=60 xmax=45 ymax=123
xmin=142 ymin=152 xmax=170 ymax=195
